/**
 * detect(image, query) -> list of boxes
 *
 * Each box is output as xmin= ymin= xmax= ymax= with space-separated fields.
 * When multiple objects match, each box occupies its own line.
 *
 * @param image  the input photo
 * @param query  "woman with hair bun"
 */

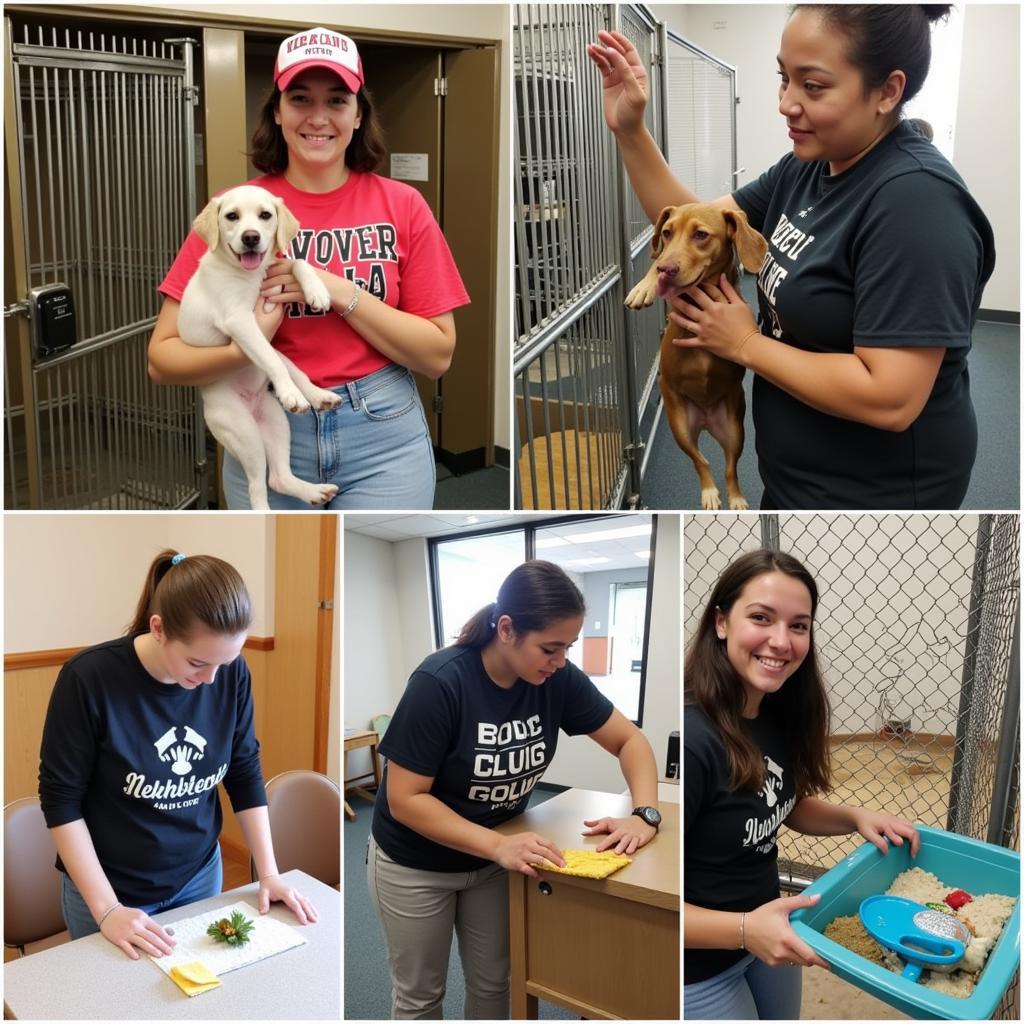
xmin=39 ymin=550 xmax=317 ymax=960
xmin=684 ymin=550 xmax=919 ymax=1019
xmin=589 ymin=5 xmax=995 ymax=509
xmin=368 ymin=559 xmax=661 ymax=1019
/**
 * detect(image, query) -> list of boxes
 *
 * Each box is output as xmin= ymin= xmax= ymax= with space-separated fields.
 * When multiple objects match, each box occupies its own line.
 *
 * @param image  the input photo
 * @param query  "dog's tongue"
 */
xmin=239 ymin=251 xmax=263 ymax=271
xmin=656 ymin=271 xmax=679 ymax=300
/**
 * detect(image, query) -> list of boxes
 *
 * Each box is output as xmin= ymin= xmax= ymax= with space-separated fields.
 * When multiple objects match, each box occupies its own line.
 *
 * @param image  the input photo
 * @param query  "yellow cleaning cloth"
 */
xmin=540 ymin=849 xmax=632 ymax=879
xmin=169 ymin=961 xmax=222 ymax=997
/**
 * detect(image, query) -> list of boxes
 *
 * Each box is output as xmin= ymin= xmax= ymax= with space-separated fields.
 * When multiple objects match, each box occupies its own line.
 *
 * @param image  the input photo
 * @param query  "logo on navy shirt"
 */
xmin=468 ymin=715 xmax=547 ymax=810
xmin=742 ymin=754 xmax=796 ymax=855
xmin=122 ymin=724 xmax=228 ymax=811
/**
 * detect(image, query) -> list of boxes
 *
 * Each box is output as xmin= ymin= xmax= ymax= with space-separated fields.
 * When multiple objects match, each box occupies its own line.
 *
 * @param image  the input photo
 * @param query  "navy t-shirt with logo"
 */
xmin=733 ymin=120 xmax=995 ymax=509
xmin=684 ymin=702 xmax=797 ymax=984
xmin=38 ymin=636 xmax=267 ymax=905
xmin=372 ymin=644 xmax=615 ymax=872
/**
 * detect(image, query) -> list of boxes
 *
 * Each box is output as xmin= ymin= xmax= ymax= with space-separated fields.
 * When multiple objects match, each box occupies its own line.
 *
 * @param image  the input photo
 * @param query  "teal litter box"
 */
xmin=790 ymin=824 xmax=1020 ymax=1020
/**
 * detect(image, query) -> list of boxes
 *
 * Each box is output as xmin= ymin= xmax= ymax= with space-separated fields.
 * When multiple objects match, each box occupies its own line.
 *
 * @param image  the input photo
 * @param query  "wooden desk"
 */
xmin=496 ymin=788 xmax=679 ymax=1020
xmin=343 ymin=729 xmax=381 ymax=820
xmin=2 ymin=869 xmax=338 ymax=1019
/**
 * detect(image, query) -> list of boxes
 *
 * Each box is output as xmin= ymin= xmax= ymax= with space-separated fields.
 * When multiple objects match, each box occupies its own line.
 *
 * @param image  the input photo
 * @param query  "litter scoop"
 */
xmin=859 ymin=895 xmax=970 ymax=982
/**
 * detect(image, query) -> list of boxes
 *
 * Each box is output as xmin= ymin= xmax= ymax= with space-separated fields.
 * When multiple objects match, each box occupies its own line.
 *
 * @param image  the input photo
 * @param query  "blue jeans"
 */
xmin=684 ymin=954 xmax=801 ymax=1020
xmin=222 ymin=363 xmax=436 ymax=510
xmin=60 ymin=843 xmax=223 ymax=940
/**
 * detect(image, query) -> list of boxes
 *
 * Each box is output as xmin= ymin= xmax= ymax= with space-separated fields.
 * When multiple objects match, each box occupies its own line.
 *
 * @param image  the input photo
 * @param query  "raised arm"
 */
xmin=586 ymin=30 xmax=740 ymax=223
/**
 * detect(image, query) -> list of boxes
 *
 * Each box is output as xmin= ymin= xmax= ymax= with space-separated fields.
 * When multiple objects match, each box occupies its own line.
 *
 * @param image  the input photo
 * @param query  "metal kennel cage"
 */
xmin=684 ymin=513 xmax=1020 ymax=1016
xmin=513 ymin=4 xmax=737 ymax=509
xmin=4 ymin=16 xmax=205 ymax=509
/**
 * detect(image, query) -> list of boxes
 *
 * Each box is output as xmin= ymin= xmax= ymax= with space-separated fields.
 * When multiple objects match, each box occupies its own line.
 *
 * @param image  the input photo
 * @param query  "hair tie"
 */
xmin=171 ymin=553 xmax=187 ymax=565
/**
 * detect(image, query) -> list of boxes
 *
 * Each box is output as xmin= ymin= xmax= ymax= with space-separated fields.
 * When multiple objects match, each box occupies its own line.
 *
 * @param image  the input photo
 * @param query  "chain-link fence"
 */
xmin=684 ymin=512 xmax=1020 ymax=1017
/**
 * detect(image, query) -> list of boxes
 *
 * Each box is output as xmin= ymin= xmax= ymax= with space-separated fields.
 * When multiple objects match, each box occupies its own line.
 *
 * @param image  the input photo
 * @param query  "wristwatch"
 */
xmin=631 ymin=805 xmax=662 ymax=831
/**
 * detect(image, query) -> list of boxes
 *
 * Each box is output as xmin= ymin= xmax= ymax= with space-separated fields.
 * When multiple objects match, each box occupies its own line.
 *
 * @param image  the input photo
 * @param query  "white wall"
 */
xmin=142 ymin=2 xmax=511 ymax=449
xmin=544 ymin=515 xmax=681 ymax=791
xmin=650 ymin=4 xmax=1019 ymax=313
xmin=3 ymin=513 xmax=273 ymax=651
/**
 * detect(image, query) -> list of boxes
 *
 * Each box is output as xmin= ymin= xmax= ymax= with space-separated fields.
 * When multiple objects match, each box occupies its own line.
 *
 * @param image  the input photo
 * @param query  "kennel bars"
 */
xmin=513 ymin=5 xmax=737 ymax=509
xmin=4 ymin=18 xmax=205 ymax=509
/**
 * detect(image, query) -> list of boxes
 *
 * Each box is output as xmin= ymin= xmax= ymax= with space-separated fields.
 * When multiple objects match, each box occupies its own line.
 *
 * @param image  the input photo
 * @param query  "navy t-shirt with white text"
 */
xmin=372 ymin=645 xmax=614 ymax=872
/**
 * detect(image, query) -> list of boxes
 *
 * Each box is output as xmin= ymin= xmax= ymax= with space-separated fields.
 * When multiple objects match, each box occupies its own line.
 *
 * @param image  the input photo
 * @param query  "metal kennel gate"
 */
xmin=684 ymin=513 xmax=1021 ymax=1017
xmin=4 ymin=19 xmax=204 ymax=509
xmin=514 ymin=5 xmax=737 ymax=509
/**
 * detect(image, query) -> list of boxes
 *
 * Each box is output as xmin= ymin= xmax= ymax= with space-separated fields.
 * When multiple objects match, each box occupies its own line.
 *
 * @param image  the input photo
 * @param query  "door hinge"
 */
xmin=434 ymin=76 xmax=448 ymax=97
xmin=432 ymin=395 xmax=444 ymax=414
xmin=319 ymin=599 xmax=335 ymax=611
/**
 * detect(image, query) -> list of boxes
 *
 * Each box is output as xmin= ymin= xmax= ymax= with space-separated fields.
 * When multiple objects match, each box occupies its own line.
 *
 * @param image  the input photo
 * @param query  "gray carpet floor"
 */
xmin=343 ymin=786 xmax=577 ymax=1021
xmin=435 ymin=463 xmax=510 ymax=510
xmin=640 ymin=277 xmax=1019 ymax=511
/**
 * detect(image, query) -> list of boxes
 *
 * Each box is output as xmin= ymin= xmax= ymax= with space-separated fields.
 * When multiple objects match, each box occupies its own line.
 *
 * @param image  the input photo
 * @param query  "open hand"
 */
xmin=585 ymin=30 xmax=649 ymax=136
xmin=669 ymin=275 xmax=760 ymax=363
xmin=258 ymin=873 xmax=319 ymax=925
xmin=494 ymin=831 xmax=566 ymax=878
xmin=100 ymin=905 xmax=177 ymax=960
xmin=581 ymin=815 xmax=656 ymax=855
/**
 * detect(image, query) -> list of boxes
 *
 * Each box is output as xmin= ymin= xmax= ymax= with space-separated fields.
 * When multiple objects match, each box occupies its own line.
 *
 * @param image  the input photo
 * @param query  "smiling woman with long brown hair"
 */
xmin=683 ymin=550 xmax=919 ymax=1019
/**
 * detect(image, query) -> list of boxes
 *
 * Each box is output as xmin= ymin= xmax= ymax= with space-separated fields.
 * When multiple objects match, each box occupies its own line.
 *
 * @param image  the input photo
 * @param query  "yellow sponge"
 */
xmin=540 ymin=849 xmax=632 ymax=879
xmin=169 ymin=961 xmax=222 ymax=996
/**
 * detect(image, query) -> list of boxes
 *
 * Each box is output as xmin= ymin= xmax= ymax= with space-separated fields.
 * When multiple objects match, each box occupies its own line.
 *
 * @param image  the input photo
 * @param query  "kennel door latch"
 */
xmin=3 ymin=301 xmax=29 ymax=319
xmin=25 ymin=284 xmax=77 ymax=361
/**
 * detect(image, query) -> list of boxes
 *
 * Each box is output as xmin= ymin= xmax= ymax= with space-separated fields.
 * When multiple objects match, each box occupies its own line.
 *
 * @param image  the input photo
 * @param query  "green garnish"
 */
xmin=206 ymin=910 xmax=254 ymax=946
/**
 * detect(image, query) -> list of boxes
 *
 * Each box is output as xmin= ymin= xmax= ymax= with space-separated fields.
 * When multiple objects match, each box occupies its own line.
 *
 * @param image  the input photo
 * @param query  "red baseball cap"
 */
xmin=274 ymin=28 xmax=363 ymax=93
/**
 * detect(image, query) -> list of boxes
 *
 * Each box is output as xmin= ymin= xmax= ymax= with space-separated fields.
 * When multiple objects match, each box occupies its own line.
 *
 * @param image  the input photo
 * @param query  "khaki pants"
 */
xmin=367 ymin=835 xmax=510 ymax=1020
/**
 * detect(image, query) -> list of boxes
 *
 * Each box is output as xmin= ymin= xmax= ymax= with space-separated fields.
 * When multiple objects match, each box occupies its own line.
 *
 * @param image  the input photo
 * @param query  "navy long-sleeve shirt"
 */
xmin=39 ymin=635 xmax=267 ymax=905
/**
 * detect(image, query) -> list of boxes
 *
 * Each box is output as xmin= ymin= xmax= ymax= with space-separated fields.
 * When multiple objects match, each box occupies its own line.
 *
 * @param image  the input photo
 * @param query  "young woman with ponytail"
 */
xmin=368 ymin=559 xmax=660 ymax=1019
xmin=38 ymin=550 xmax=317 ymax=960
xmin=684 ymin=550 xmax=919 ymax=1019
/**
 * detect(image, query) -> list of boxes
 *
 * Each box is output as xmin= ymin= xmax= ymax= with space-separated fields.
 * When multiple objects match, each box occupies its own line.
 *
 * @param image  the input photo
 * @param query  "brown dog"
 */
xmin=626 ymin=203 xmax=768 ymax=510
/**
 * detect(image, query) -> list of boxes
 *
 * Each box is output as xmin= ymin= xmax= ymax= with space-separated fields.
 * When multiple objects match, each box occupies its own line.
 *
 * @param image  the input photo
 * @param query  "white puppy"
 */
xmin=179 ymin=184 xmax=341 ymax=509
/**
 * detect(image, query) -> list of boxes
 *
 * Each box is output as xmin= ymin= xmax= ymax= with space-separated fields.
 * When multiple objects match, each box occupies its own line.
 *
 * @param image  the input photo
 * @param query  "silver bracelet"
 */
xmin=340 ymin=284 xmax=361 ymax=319
xmin=740 ymin=911 xmax=746 ymax=950
xmin=97 ymin=901 xmax=122 ymax=927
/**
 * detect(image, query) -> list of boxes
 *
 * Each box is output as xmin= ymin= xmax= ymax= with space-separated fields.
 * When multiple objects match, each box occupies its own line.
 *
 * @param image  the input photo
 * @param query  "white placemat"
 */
xmin=150 ymin=900 xmax=307 ymax=977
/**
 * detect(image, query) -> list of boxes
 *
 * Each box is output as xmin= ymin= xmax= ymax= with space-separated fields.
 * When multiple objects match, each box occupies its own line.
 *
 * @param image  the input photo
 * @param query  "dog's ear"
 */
xmin=651 ymin=206 xmax=675 ymax=258
xmin=723 ymin=209 xmax=768 ymax=273
xmin=275 ymin=198 xmax=301 ymax=256
xmin=192 ymin=198 xmax=220 ymax=251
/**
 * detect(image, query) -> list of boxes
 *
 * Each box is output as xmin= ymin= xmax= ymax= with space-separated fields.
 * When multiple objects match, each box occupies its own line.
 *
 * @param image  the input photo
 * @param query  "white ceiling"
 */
xmin=343 ymin=514 xmax=654 ymax=571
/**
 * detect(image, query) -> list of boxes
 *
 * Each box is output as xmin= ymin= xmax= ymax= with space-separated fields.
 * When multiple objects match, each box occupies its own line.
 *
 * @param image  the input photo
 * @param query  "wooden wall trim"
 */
xmin=5 ymin=636 xmax=275 ymax=671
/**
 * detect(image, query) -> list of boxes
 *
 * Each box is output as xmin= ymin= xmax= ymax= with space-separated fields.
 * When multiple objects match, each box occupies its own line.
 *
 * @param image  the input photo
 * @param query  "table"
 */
xmin=495 ymin=788 xmax=679 ymax=1020
xmin=3 ymin=869 xmax=339 ymax=1020
xmin=343 ymin=728 xmax=381 ymax=820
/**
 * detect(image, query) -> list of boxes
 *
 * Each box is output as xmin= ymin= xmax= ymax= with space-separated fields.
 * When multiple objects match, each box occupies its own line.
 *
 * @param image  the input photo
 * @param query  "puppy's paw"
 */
xmin=307 ymin=483 xmax=340 ymax=506
xmin=304 ymin=280 xmax=332 ymax=313
xmin=276 ymin=386 xmax=312 ymax=414
xmin=624 ymin=279 xmax=657 ymax=309
xmin=700 ymin=487 xmax=722 ymax=511
xmin=728 ymin=494 xmax=750 ymax=511
xmin=308 ymin=387 xmax=343 ymax=411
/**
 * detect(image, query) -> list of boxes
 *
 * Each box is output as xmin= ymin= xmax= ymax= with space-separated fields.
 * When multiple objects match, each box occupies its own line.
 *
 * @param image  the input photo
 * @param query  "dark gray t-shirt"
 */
xmin=684 ymin=703 xmax=796 ymax=984
xmin=733 ymin=120 xmax=995 ymax=509
xmin=372 ymin=645 xmax=614 ymax=872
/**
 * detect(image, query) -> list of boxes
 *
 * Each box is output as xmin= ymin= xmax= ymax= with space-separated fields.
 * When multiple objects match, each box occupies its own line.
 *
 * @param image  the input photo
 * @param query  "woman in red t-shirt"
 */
xmin=149 ymin=28 xmax=469 ymax=510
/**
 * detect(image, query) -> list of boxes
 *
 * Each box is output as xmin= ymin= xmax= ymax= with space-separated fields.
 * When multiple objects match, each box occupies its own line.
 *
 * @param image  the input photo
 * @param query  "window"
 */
xmin=429 ymin=515 xmax=657 ymax=723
